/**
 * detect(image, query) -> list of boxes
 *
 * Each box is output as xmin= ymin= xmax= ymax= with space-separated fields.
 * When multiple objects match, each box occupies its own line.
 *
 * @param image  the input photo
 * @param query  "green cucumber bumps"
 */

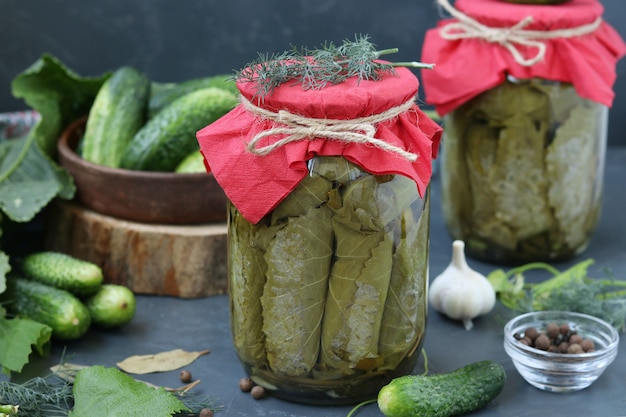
xmin=120 ymin=87 xmax=238 ymax=171
xmin=85 ymin=284 xmax=136 ymax=328
xmin=5 ymin=277 xmax=91 ymax=340
xmin=148 ymin=73 xmax=238 ymax=118
xmin=21 ymin=251 xmax=103 ymax=296
xmin=378 ymin=360 xmax=506 ymax=417
xmin=81 ymin=66 xmax=150 ymax=167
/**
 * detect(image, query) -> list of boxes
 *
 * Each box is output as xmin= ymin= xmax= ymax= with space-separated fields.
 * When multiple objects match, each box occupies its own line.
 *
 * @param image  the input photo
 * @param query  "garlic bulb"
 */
xmin=429 ymin=240 xmax=495 ymax=330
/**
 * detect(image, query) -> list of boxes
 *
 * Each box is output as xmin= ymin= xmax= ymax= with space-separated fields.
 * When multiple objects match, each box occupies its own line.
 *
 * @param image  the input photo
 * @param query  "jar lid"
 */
xmin=458 ymin=0 xmax=603 ymax=30
xmin=421 ymin=0 xmax=626 ymax=114
xmin=197 ymin=67 xmax=442 ymax=224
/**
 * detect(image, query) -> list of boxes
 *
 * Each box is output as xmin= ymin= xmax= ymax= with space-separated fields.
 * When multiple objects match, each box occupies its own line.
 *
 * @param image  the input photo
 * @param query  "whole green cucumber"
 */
xmin=148 ymin=74 xmax=238 ymax=118
xmin=120 ymin=87 xmax=238 ymax=172
xmin=378 ymin=360 xmax=506 ymax=417
xmin=85 ymin=284 xmax=136 ymax=328
xmin=20 ymin=251 xmax=103 ymax=296
xmin=5 ymin=277 xmax=91 ymax=340
xmin=174 ymin=150 xmax=206 ymax=173
xmin=81 ymin=66 xmax=150 ymax=167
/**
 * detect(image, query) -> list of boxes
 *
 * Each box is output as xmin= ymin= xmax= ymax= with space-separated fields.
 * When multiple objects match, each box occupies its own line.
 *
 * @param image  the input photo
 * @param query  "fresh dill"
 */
xmin=488 ymin=259 xmax=626 ymax=332
xmin=235 ymin=34 xmax=434 ymax=99
xmin=0 ymin=376 xmax=73 ymax=417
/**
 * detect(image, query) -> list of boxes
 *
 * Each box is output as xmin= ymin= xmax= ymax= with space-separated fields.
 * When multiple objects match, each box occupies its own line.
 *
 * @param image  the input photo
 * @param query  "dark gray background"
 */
xmin=1 ymin=0 xmax=626 ymax=145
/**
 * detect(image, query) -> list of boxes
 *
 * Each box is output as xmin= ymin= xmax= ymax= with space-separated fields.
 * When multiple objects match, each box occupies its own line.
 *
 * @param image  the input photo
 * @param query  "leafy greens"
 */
xmin=0 ymin=54 xmax=108 ymax=375
xmin=488 ymin=259 xmax=626 ymax=332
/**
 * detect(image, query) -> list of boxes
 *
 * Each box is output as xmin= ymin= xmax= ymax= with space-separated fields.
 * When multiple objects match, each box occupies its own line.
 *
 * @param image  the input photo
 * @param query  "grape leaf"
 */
xmin=262 ymin=206 xmax=334 ymax=376
xmin=0 ymin=136 xmax=75 ymax=222
xmin=0 ymin=53 xmax=108 ymax=377
xmin=0 ymin=251 xmax=8 ymax=294
xmin=0 ymin=316 xmax=52 ymax=375
xmin=11 ymin=53 xmax=109 ymax=158
xmin=379 ymin=200 xmax=429 ymax=371
xmin=69 ymin=366 xmax=189 ymax=417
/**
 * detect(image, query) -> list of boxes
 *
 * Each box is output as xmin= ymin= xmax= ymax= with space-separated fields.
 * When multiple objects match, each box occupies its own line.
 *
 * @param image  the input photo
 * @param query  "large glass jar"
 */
xmin=440 ymin=77 xmax=607 ymax=264
xmin=422 ymin=0 xmax=625 ymax=264
xmin=227 ymin=156 xmax=430 ymax=404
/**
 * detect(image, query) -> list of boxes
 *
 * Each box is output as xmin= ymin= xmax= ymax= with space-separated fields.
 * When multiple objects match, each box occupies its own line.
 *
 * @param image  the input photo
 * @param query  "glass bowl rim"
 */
xmin=503 ymin=310 xmax=619 ymax=361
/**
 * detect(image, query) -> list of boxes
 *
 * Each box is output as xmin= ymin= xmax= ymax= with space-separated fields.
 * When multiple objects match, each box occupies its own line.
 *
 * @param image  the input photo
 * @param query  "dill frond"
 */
xmin=235 ymin=34 xmax=433 ymax=99
xmin=0 ymin=376 xmax=73 ymax=417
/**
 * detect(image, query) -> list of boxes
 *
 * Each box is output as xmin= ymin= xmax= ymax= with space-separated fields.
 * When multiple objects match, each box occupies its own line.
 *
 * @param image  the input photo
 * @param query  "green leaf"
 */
xmin=0 ymin=136 xmax=75 ymax=222
xmin=0 ymin=251 xmax=9 ymax=294
xmin=531 ymin=259 xmax=594 ymax=310
xmin=0 ymin=317 xmax=52 ymax=375
xmin=70 ymin=366 xmax=189 ymax=417
xmin=11 ymin=53 xmax=109 ymax=158
xmin=487 ymin=269 xmax=529 ymax=311
xmin=378 ymin=201 xmax=429 ymax=371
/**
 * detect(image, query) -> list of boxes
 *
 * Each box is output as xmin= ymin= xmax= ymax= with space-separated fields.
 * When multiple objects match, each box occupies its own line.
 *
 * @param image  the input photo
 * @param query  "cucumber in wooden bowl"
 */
xmin=81 ymin=66 xmax=150 ymax=168
xmin=120 ymin=86 xmax=238 ymax=172
xmin=148 ymin=73 xmax=238 ymax=118
xmin=174 ymin=149 xmax=206 ymax=173
xmin=377 ymin=360 xmax=506 ymax=417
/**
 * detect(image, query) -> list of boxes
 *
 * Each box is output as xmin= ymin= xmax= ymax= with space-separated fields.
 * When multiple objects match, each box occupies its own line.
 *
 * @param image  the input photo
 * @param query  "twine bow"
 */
xmin=241 ymin=96 xmax=419 ymax=161
xmin=437 ymin=0 xmax=602 ymax=67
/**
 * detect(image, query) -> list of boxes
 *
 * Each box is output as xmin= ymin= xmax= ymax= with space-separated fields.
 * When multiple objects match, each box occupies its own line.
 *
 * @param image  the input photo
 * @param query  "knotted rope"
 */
xmin=241 ymin=95 xmax=420 ymax=161
xmin=437 ymin=0 xmax=602 ymax=66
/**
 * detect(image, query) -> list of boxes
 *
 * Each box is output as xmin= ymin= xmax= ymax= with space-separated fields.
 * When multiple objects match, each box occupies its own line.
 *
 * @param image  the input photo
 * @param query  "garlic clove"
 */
xmin=429 ymin=240 xmax=496 ymax=330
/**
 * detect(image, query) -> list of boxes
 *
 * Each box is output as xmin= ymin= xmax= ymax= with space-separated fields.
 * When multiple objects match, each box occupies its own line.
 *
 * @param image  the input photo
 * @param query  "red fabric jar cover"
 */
xmin=196 ymin=66 xmax=443 ymax=224
xmin=421 ymin=0 xmax=626 ymax=115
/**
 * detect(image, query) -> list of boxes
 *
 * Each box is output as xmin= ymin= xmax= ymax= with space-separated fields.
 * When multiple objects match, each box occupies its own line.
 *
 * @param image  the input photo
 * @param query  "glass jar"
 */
xmin=440 ymin=76 xmax=607 ymax=264
xmin=227 ymin=155 xmax=429 ymax=404
xmin=422 ymin=0 xmax=624 ymax=264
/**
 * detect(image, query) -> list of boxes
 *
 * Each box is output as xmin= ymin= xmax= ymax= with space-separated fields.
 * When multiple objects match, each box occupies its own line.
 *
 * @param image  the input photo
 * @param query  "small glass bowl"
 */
xmin=504 ymin=311 xmax=619 ymax=393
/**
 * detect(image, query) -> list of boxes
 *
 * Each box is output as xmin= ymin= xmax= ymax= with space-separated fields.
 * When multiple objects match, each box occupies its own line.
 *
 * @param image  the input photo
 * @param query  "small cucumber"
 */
xmin=20 ymin=251 xmax=103 ymax=297
xmin=148 ymin=74 xmax=238 ymax=118
xmin=82 ymin=66 xmax=150 ymax=167
xmin=378 ymin=360 xmax=506 ymax=417
xmin=120 ymin=87 xmax=238 ymax=172
xmin=84 ymin=284 xmax=136 ymax=328
xmin=5 ymin=276 xmax=91 ymax=340
xmin=174 ymin=149 xmax=206 ymax=173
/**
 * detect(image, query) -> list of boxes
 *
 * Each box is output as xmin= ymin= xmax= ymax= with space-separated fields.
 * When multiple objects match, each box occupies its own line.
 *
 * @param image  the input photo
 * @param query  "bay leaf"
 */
xmin=51 ymin=362 xmax=89 ymax=382
xmin=116 ymin=348 xmax=210 ymax=374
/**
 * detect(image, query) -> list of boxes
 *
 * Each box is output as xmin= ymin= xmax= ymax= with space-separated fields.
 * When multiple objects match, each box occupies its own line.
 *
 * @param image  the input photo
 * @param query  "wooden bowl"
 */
xmin=57 ymin=117 xmax=227 ymax=224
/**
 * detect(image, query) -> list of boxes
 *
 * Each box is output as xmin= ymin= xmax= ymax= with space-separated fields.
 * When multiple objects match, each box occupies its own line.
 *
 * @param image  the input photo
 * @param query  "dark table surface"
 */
xmin=4 ymin=147 xmax=626 ymax=417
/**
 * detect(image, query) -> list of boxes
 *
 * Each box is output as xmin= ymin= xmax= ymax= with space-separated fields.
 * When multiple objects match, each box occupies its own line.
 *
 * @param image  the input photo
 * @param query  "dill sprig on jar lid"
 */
xmin=195 ymin=35 xmax=442 ymax=404
xmin=235 ymin=34 xmax=435 ymax=99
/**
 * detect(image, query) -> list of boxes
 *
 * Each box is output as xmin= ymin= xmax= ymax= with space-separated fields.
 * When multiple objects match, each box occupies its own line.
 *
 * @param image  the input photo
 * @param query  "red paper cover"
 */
xmin=196 ymin=67 xmax=442 ymax=224
xmin=421 ymin=0 xmax=626 ymax=114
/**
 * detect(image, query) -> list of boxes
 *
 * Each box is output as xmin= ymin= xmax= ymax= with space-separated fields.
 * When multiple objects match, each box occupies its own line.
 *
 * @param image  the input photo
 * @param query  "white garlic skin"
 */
xmin=429 ymin=240 xmax=496 ymax=330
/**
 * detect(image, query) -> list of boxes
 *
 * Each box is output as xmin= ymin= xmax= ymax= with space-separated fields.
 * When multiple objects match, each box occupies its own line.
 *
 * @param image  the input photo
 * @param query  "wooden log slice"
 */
xmin=44 ymin=200 xmax=228 ymax=298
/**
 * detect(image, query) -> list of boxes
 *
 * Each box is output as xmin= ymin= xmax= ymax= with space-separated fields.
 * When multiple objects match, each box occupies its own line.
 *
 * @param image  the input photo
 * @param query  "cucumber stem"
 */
xmin=346 ymin=399 xmax=377 ymax=417
xmin=504 ymin=262 xmax=561 ymax=278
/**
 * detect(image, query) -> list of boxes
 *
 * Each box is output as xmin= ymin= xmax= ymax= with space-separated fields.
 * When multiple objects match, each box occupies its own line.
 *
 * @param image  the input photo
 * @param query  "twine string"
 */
xmin=241 ymin=96 xmax=419 ymax=161
xmin=437 ymin=0 xmax=602 ymax=66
